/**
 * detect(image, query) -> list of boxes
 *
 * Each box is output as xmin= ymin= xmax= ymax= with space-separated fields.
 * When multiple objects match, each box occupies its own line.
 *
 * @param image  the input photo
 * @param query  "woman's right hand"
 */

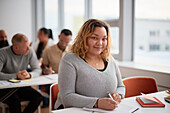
xmin=98 ymin=98 xmax=118 ymax=110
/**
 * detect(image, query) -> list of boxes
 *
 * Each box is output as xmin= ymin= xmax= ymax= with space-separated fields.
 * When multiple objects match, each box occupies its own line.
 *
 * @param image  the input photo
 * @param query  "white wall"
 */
xmin=0 ymin=0 xmax=33 ymax=44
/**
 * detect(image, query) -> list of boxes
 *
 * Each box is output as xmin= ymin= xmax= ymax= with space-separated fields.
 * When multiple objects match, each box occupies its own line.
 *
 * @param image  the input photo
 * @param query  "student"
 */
xmin=33 ymin=27 xmax=55 ymax=61
xmin=0 ymin=33 xmax=42 ymax=113
xmin=0 ymin=29 xmax=9 ymax=48
xmin=41 ymin=29 xmax=72 ymax=74
xmin=40 ymin=29 xmax=72 ymax=107
xmin=54 ymin=19 xmax=125 ymax=110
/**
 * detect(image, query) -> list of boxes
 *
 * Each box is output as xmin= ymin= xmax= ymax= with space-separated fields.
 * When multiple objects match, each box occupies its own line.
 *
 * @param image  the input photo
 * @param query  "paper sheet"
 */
xmin=141 ymin=93 xmax=159 ymax=103
xmin=140 ymin=97 xmax=158 ymax=104
xmin=0 ymin=74 xmax=58 ymax=89
xmin=83 ymin=103 xmax=139 ymax=113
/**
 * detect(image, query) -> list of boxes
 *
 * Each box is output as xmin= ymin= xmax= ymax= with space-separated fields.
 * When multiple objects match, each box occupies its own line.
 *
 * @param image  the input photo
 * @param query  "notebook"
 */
xmin=83 ymin=103 xmax=139 ymax=113
xmin=136 ymin=93 xmax=165 ymax=107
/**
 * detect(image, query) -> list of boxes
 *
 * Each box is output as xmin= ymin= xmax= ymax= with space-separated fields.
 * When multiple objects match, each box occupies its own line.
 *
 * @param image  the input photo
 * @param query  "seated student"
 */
xmin=33 ymin=28 xmax=55 ymax=108
xmin=33 ymin=27 xmax=55 ymax=62
xmin=40 ymin=29 xmax=72 ymax=107
xmin=0 ymin=29 xmax=9 ymax=48
xmin=54 ymin=19 xmax=125 ymax=110
xmin=41 ymin=29 xmax=72 ymax=75
xmin=0 ymin=33 xmax=42 ymax=113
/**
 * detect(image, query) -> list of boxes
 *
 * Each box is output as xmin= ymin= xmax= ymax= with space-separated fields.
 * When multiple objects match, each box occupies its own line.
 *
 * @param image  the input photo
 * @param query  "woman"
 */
xmin=54 ymin=19 xmax=125 ymax=110
xmin=33 ymin=27 xmax=55 ymax=108
xmin=33 ymin=27 xmax=55 ymax=61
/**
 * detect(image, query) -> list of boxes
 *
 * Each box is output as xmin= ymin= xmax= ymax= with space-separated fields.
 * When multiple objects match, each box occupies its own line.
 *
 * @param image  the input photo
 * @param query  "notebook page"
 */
xmin=141 ymin=93 xmax=159 ymax=103
xmin=140 ymin=97 xmax=159 ymax=104
xmin=83 ymin=103 xmax=139 ymax=113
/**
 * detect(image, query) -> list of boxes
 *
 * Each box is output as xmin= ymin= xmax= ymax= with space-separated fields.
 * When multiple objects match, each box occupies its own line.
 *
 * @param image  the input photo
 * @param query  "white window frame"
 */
xmin=84 ymin=0 xmax=134 ymax=61
xmin=41 ymin=0 xmax=135 ymax=62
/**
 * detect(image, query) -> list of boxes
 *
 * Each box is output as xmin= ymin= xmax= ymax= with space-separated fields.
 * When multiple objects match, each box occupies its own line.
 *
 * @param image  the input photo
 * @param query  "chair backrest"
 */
xmin=49 ymin=83 xmax=59 ymax=113
xmin=123 ymin=77 xmax=158 ymax=98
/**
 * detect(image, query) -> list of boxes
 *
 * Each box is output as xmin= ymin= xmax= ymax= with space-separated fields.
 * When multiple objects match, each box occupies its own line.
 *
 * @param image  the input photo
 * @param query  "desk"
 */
xmin=0 ymin=74 xmax=58 ymax=89
xmin=51 ymin=91 xmax=170 ymax=113
xmin=0 ymin=74 xmax=58 ymax=113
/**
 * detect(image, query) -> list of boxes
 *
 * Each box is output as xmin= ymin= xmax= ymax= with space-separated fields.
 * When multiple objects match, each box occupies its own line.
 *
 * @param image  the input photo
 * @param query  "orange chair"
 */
xmin=123 ymin=77 xmax=158 ymax=98
xmin=49 ymin=83 xmax=59 ymax=113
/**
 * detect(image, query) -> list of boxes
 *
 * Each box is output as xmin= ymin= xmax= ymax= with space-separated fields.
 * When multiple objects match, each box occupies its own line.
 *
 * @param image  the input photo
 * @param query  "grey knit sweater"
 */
xmin=54 ymin=52 xmax=125 ymax=109
xmin=0 ymin=46 xmax=41 ymax=80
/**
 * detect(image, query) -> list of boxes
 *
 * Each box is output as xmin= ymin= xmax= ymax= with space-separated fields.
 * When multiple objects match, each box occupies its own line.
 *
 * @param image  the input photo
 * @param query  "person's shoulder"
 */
xmin=44 ymin=44 xmax=57 ymax=52
xmin=49 ymin=44 xmax=57 ymax=49
xmin=109 ymin=55 xmax=116 ymax=62
xmin=108 ymin=55 xmax=118 ymax=64
xmin=0 ymin=46 xmax=11 ymax=53
xmin=42 ymin=45 xmax=53 ymax=55
xmin=62 ymin=52 xmax=79 ymax=61
xmin=63 ymin=52 xmax=75 ymax=58
xmin=0 ymin=46 xmax=11 ymax=59
xmin=108 ymin=55 xmax=119 ymax=67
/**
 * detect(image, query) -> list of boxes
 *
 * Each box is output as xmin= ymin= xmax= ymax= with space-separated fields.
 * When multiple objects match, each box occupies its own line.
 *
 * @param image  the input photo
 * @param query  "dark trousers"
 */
xmin=0 ymin=87 xmax=42 ymax=113
xmin=39 ymin=84 xmax=51 ymax=106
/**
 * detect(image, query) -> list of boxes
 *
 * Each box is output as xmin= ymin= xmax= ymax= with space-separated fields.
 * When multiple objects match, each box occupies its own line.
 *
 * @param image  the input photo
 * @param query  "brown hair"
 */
xmin=12 ymin=33 xmax=27 ymax=45
xmin=71 ymin=19 xmax=111 ymax=61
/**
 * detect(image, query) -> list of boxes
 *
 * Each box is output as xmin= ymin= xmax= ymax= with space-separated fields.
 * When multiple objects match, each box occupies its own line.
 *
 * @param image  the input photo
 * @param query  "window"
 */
xmin=92 ymin=0 xmax=120 ymax=54
xmin=149 ymin=31 xmax=156 ymax=37
xmin=45 ymin=0 xmax=84 ymax=43
xmin=45 ymin=0 xmax=58 ymax=42
xmin=92 ymin=0 xmax=119 ymax=19
xmin=110 ymin=27 xmax=119 ymax=54
xmin=165 ymin=45 xmax=169 ymax=51
xmin=45 ymin=0 xmax=120 ymax=53
xmin=134 ymin=0 xmax=170 ymax=66
xmin=64 ymin=0 xmax=84 ymax=43
xmin=149 ymin=30 xmax=160 ymax=37
xmin=166 ymin=30 xmax=170 ymax=37
xmin=149 ymin=44 xmax=160 ymax=51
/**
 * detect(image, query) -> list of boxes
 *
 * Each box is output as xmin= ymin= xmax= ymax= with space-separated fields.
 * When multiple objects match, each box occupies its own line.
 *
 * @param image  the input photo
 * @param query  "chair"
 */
xmin=49 ymin=83 xmax=59 ymax=113
xmin=123 ymin=76 xmax=158 ymax=98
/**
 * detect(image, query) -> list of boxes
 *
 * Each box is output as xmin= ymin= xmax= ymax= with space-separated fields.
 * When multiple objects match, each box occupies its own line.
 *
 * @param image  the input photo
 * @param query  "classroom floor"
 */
xmin=0 ymin=106 xmax=49 ymax=113
xmin=40 ymin=106 xmax=49 ymax=113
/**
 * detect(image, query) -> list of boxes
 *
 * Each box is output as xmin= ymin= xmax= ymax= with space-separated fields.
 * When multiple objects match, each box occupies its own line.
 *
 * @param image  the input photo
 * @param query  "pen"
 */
xmin=108 ymin=92 xmax=118 ymax=104
xmin=131 ymin=108 xmax=139 ymax=113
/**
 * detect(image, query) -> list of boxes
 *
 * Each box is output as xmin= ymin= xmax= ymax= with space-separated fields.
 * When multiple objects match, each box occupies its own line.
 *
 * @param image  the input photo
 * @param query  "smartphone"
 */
xmin=8 ymin=79 xmax=20 ymax=83
xmin=164 ymin=96 xmax=170 ymax=104
xmin=164 ymin=98 xmax=170 ymax=104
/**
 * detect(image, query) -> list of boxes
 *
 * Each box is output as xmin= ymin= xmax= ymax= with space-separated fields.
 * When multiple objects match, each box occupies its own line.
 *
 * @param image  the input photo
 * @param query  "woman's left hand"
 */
xmin=112 ymin=93 xmax=121 ymax=103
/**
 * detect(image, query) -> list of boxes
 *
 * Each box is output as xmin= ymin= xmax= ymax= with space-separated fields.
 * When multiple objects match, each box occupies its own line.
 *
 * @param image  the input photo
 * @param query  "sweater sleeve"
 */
xmin=113 ymin=59 xmax=125 ymax=98
xmin=58 ymin=55 xmax=98 ymax=108
xmin=0 ymin=53 xmax=16 ymax=80
xmin=0 ymin=64 xmax=17 ymax=80
xmin=29 ymin=48 xmax=42 ymax=78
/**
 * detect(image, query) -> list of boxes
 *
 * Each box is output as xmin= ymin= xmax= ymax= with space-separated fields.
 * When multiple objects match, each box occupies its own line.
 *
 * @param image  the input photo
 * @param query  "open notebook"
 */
xmin=83 ymin=103 xmax=139 ymax=113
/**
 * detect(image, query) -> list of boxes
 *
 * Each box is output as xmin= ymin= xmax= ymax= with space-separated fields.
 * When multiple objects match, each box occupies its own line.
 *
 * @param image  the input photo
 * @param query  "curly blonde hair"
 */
xmin=71 ymin=19 xmax=111 ymax=61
